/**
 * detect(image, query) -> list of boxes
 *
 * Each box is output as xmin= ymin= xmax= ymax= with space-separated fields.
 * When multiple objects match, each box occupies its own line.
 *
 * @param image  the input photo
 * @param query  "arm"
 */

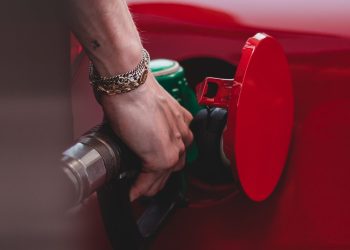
xmin=68 ymin=0 xmax=193 ymax=201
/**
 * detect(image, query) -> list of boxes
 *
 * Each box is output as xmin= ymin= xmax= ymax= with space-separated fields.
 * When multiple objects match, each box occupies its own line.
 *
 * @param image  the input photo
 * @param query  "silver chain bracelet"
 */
xmin=89 ymin=48 xmax=150 ymax=95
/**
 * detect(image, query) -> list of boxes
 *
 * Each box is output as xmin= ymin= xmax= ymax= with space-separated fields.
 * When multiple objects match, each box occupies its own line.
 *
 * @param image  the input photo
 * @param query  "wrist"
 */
xmin=92 ymin=40 xmax=143 ymax=77
xmin=90 ymin=47 xmax=151 ymax=97
xmin=99 ymin=73 xmax=153 ymax=105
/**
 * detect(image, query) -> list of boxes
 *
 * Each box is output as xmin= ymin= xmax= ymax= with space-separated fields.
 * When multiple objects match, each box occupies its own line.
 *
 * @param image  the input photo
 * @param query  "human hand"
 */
xmin=101 ymin=74 xmax=193 ymax=201
xmin=68 ymin=0 xmax=192 ymax=201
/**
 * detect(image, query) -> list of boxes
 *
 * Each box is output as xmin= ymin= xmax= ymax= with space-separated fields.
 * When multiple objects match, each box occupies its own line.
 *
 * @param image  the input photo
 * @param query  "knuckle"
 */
xmin=182 ymin=129 xmax=193 ymax=147
xmin=178 ymin=142 xmax=186 ymax=155
xmin=187 ymin=130 xmax=194 ymax=144
xmin=183 ymin=109 xmax=193 ymax=122
xmin=158 ymin=95 xmax=166 ymax=103
xmin=175 ymin=112 xmax=182 ymax=119
xmin=174 ymin=131 xmax=182 ymax=140
xmin=164 ymin=150 xmax=179 ymax=169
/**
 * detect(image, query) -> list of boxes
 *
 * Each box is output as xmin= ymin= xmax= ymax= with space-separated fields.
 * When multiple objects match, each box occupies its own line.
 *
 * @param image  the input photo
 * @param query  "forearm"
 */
xmin=68 ymin=0 xmax=142 ymax=76
xmin=68 ymin=0 xmax=193 ymax=201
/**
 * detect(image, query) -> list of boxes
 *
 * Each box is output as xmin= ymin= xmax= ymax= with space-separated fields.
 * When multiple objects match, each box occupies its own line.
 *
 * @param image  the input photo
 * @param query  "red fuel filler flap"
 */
xmin=197 ymin=33 xmax=294 ymax=201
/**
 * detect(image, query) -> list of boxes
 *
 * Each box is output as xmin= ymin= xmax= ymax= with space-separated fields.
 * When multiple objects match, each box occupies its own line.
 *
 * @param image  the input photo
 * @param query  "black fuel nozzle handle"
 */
xmin=61 ymin=107 xmax=230 ymax=249
xmin=61 ymin=123 xmax=183 ymax=249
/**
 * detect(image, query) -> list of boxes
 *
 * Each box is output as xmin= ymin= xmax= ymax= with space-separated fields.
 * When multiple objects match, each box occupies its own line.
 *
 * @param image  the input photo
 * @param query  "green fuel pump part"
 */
xmin=150 ymin=59 xmax=201 ymax=116
xmin=150 ymin=59 xmax=201 ymax=163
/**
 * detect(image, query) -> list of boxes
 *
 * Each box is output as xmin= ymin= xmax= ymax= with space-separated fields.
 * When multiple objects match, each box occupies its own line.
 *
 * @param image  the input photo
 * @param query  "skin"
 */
xmin=68 ymin=0 xmax=193 ymax=201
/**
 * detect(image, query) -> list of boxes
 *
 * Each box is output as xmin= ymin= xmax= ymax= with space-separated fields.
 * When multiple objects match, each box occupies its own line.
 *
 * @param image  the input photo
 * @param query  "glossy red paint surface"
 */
xmin=197 ymin=34 xmax=293 ymax=202
xmin=233 ymin=34 xmax=293 ymax=202
xmin=128 ymin=0 xmax=350 ymax=38
xmin=71 ymin=1 xmax=350 ymax=249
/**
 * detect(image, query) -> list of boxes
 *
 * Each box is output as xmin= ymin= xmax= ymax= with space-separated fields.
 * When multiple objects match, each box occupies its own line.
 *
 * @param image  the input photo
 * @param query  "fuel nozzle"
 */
xmin=62 ymin=124 xmax=139 ymax=205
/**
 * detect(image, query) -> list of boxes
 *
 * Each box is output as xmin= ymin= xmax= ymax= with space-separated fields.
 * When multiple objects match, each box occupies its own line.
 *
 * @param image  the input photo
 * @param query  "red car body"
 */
xmin=71 ymin=0 xmax=350 ymax=249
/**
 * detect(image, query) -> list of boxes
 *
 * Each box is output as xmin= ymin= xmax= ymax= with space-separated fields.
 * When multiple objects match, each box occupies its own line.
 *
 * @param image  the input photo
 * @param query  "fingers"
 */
xmin=129 ymin=153 xmax=185 ymax=202
xmin=157 ymin=84 xmax=193 ymax=147
xmin=172 ymin=106 xmax=193 ymax=147
xmin=173 ymin=152 xmax=186 ymax=172
xmin=130 ymin=158 xmax=186 ymax=202
xmin=125 ymin=80 xmax=194 ymax=202
xmin=130 ymin=171 xmax=164 ymax=201
xmin=146 ymin=171 xmax=172 ymax=196
xmin=130 ymin=169 xmax=174 ymax=201
xmin=182 ymin=108 xmax=193 ymax=126
xmin=177 ymin=119 xmax=193 ymax=147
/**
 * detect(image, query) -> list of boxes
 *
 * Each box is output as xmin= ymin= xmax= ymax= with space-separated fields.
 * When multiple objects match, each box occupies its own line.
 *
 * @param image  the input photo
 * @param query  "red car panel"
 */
xmin=71 ymin=1 xmax=350 ymax=249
